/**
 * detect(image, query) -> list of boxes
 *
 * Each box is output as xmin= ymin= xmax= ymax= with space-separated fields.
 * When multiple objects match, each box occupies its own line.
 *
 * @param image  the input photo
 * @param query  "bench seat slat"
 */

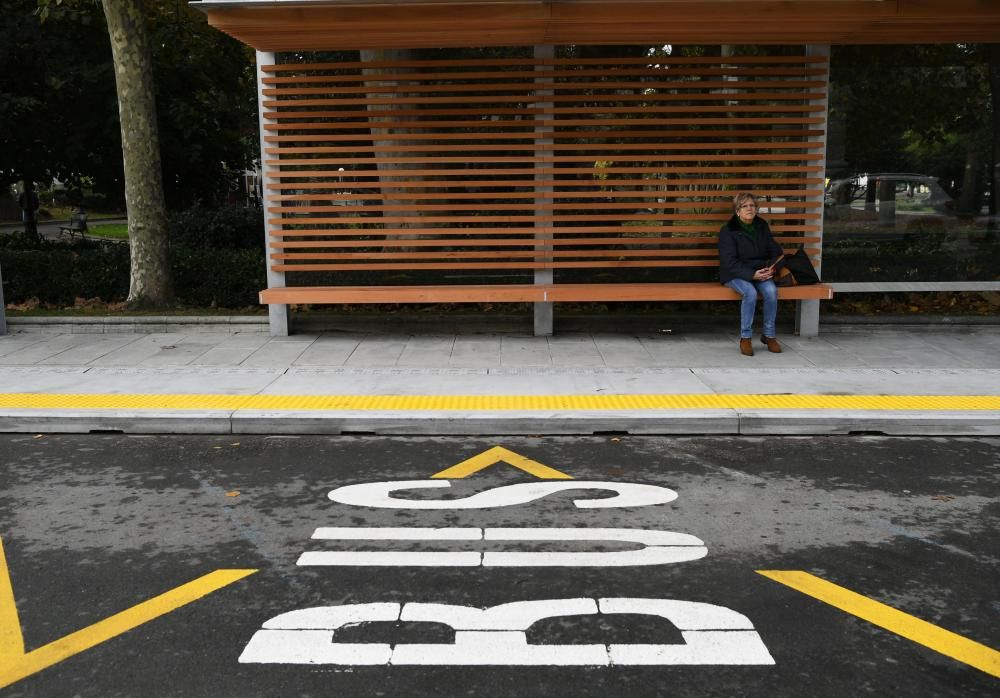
xmin=260 ymin=283 xmax=833 ymax=305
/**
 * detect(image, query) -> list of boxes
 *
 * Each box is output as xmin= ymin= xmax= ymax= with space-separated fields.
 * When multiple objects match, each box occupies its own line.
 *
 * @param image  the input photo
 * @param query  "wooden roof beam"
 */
xmin=192 ymin=1 xmax=1000 ymax=50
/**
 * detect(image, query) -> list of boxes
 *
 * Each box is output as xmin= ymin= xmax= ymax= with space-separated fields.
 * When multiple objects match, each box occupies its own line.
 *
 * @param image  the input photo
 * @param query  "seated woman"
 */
xmin=718 ymin=192 xmax=784 ymax=357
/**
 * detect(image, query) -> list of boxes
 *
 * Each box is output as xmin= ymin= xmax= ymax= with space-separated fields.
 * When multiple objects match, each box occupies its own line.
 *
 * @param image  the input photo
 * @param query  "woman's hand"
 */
xmin=753 ymin=267 xmax=773 ymax=281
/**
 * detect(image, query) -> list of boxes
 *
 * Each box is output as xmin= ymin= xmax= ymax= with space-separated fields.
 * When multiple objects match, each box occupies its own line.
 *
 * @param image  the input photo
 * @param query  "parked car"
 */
xmin=825 ymin=173 xmax=955 ymax=216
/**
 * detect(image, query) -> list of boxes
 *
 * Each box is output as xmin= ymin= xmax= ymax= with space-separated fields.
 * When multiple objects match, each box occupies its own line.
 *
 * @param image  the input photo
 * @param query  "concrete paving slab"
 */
xmin=189 ymin=346 xmax=261 ymax=365
xmin=450 ymin=336 xmax=502 ymax=367
xmin=0 ymin=336 xmax=50 ymax=358
xmin=592 ymin=335 xmax=655 ymax=366
xmin=242 ymin=338 xmax=318 ymax=366
xmin=87 ymin=333 xmax=189 ymax=365
xmin=692 ymin=367 xmax=1000 ymax=396
xmin=396 ymin=335 xmax=458 ymax=367
xmin=291 ymin=334 xmax=364 ymax=365
xmin=500 ymin=335 xmax=552 ymax=366
xmin=37 ymin=335 xmax=140 ymax=364
xmin=547 ymin=335 xmax=606 ymax=367
xmin=343 ymin=335 xmax=409 ymax=366
xmin=0 ymin=366 xmax=285 ymax=395
xmin=0 ymin=334 xmax=97 ymax=364
xmin=1 ymin=322 xmax=999 ymax=436
xmin=0 ymin=367 xmax=91 ymax=392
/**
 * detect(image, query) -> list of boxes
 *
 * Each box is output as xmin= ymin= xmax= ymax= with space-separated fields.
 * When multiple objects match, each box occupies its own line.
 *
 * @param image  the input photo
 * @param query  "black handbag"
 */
xmin=776 ymin=247 xmax=820 ymax=286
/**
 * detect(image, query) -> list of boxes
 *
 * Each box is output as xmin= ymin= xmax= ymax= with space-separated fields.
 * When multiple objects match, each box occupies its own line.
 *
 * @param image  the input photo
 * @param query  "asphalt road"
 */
xmin=0 ymin=435 xmax=997 ymax=696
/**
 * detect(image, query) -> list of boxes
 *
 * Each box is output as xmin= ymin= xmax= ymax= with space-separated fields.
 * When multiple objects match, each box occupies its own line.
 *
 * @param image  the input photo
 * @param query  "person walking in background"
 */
xmin=17 ymin=181 xmax=40 ymax=237
xmin=718 ymin=191 xmax=785 ymax=357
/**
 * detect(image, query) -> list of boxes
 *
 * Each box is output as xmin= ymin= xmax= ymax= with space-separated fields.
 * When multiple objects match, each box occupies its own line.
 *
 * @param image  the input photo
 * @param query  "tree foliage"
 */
xmin=0 ymin=0 xmax=119 ymax=196
xmin=1 ymin=0 xmax=257 ymax=209
xmin=830 ymin=44 xmax=994 ymax=209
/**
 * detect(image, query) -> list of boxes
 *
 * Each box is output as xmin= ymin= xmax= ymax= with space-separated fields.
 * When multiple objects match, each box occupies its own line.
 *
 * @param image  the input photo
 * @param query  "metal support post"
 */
xmin=796 ymin=44 xmax=830 ymax=337
xmin=257 ymin=50 xmax=290 ymax=336
xmin=533 ymin=44 xmax=554 ymax=336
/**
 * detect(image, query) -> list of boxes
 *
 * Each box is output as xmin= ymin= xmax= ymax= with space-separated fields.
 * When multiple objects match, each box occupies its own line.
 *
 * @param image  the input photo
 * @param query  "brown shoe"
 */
xmin=761 ymin=336 xmax=782 ymax=353
xmin=739 ymin=338 xmax=754 ymax=356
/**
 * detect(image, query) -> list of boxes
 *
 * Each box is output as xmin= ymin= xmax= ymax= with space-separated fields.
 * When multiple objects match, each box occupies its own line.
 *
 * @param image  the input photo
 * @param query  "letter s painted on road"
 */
xmin=327 ymin=480 xmax=678 ymax=510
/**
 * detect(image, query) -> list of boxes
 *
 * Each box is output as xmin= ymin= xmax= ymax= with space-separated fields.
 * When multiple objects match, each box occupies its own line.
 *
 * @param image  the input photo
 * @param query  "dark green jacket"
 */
xmin=718 ymin=214 xmax=783 ymax=283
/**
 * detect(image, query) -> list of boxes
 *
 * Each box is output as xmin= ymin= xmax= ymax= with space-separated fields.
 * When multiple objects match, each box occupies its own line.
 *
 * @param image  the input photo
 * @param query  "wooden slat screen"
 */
xmin=261 ymin=52 xmax=827 ymax=285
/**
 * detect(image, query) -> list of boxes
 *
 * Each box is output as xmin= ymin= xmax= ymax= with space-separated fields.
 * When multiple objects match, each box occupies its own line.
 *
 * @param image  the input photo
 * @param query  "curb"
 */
xmin=3 ymin=409 xmax=997 ymax=437
xmin=5 ymin=315 xmax=268 ymax=334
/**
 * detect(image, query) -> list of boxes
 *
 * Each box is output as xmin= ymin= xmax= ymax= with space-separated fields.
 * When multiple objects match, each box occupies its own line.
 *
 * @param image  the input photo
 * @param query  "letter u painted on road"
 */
xmin=239 ymin=598 xmax=775 ymax=666
xmin=296 ymin=527 xmax=708 ymax=567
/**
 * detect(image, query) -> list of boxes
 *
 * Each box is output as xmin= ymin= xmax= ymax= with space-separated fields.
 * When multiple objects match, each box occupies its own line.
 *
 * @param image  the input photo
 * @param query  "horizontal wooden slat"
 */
xmin=255 ymin=52 xmax=829 ymax=307
xmin=263 ymin=55 xmax=828 ymax=72
xmin=259 ymin=283 xmax=833 ymax=304
xmin=268 ymin=178 xmax=824 ymax=189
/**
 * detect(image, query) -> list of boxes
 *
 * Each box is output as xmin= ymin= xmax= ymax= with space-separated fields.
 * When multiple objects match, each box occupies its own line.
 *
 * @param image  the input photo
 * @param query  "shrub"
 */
xmin=1 ymin=237 xmax=265 ymax=309
xmin=167 ymin=204 xmax=265 ymax=250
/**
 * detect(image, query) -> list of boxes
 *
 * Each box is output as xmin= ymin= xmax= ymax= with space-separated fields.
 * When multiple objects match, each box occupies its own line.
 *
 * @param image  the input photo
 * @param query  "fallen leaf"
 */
xmin=33 ymin=434 xmax=44 ymax=439
xmin=930 ymin=494 xmax=954 ymax=501
xmin=226 ymin=491 xmax=241 ymax=497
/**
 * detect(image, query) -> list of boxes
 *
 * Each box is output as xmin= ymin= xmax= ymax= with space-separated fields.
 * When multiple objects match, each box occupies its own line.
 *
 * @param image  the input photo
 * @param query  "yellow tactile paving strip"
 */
xmin=0 ymin=393 xmax=998 ymax=411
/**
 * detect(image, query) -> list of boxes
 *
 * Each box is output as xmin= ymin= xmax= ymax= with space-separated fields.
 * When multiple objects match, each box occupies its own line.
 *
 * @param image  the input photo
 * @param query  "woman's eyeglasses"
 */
xmin=739 ymin=203 xmax=757 ymax=210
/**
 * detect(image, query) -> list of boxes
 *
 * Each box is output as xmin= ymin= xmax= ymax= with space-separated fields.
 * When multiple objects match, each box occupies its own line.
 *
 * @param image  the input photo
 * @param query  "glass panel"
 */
xmin=823 ymin=45 xmax=999 ymax=286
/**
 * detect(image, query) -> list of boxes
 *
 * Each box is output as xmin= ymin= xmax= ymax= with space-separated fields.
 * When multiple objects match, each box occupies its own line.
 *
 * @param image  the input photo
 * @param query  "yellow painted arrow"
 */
xmin=0 ymin=535 xmax=256 ymax=689
xmin=431 ymin=445 xmax=573 ymax=479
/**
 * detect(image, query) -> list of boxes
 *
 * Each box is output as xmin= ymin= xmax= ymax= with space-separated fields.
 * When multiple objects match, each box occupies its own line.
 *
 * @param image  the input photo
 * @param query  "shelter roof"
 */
xmin=191 ymin=0 xmax=1000 ymax=50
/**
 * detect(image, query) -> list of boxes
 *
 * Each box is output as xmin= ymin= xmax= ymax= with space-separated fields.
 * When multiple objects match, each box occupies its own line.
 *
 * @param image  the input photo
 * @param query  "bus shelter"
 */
xmin=192 ymin=1 xmax=1000 ymax=336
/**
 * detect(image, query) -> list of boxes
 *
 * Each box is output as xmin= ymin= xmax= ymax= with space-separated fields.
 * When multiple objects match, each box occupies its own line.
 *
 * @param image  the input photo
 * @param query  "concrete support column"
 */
xmin=533 ymin=44 xmax=554 ymax=336
xmin=795 ymin=299 xmax=820 ymax=337
xmin=257 ymin=50 xmax=290 ymax=336
xmin=796 ymin=44 xmax=830 ymax=338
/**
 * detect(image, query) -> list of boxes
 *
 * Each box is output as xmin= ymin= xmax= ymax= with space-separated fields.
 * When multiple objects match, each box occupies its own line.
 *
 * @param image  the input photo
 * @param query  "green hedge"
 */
xmin=0 ymin=240 xmax=265 ymax=308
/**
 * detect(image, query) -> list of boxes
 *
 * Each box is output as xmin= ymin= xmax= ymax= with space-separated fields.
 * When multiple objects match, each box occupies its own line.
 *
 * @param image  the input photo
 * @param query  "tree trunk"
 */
xmin=361 ymin=49 xmax=423 ymax=245
xmin=102 ymin=0 xmax=173 ymax=307
xmin=957 ymin=142 xmax=982 ymax=215
xmin=877 ymin=177 xmax=895 ymax=226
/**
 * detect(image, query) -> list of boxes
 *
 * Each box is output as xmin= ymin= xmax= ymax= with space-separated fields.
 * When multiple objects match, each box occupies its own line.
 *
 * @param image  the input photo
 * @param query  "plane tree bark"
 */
xmin=102 ymin=0 xmax=173 ymax=307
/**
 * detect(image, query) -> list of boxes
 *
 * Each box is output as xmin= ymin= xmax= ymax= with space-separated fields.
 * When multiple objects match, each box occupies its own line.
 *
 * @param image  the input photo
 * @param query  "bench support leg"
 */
xmin=795 ymin=299 xmax=820 ymax=337
xmin=533 ymin=301 xmax=553 ymax=337
xmin=269 ymin=304 xmax=290 ymax=337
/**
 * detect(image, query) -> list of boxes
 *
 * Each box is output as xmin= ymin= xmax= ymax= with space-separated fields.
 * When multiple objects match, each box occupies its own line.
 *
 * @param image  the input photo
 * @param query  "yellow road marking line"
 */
xmin=432 ymin=445 xmax=573 ymax=479
xmin=758 ymin=570 xmax=1000 ymax=678
xmin=0 ymin=534 xmax=257 ymax=689
xmin=0 ymin=393 xmax=997 ymax=411
xmin=0 ymin=537 xmax=24 ymax=658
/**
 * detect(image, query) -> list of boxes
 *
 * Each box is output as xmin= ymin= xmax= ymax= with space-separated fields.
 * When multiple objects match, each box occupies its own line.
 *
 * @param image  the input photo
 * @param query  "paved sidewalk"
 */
xmin=1 ymin=318 xmax=998 ymax=435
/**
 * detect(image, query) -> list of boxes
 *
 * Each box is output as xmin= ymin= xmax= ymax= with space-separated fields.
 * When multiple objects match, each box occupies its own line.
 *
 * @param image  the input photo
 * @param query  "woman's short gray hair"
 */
xmin=732 ymin=192 xmax=757 ymax=214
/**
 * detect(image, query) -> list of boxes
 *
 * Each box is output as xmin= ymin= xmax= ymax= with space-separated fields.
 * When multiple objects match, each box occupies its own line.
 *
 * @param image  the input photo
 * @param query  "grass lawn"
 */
xmin=88 ymin=223 xmax=129 ymax=239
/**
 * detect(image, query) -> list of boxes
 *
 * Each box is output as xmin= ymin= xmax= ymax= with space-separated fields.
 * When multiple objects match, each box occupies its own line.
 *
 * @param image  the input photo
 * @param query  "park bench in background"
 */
xmin=58 ymin=212 xmax=88 ymax=240
xmin=256 ymin=52 xmax=834 ymax=335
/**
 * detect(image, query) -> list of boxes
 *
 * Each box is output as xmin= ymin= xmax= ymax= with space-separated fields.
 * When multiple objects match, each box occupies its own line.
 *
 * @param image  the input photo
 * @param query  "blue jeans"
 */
xmin=725 ymin=278 xmax=777 ymax=339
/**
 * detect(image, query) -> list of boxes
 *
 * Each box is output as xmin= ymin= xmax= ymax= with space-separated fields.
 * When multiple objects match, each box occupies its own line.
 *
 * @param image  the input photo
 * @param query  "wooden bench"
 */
xmin=259 ymin=225 xmax=833 ymax=335
xmin=58 ymin=212 xmax=88 ymax=240
xmin=256 ymin=52 xmax=835 ymax=335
